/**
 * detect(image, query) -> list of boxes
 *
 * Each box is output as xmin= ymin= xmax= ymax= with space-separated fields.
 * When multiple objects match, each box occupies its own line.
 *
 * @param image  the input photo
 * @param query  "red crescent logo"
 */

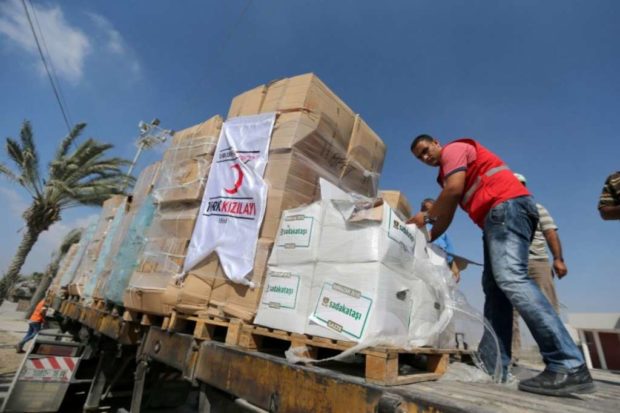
xmin=224 ymin=163 xmax=244 ymax=194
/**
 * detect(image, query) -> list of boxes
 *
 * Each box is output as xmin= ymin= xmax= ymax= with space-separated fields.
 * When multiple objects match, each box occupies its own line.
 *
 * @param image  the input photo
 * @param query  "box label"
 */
xmin=277 ymin=215 xmax=315 ymax=249
xmin=310 ymin=282 xmax=372 ymax=340
xmin=386 ymin=209 xmax=415 ymax=254
xmin=262 ymin=271 xmax=300 ymax=310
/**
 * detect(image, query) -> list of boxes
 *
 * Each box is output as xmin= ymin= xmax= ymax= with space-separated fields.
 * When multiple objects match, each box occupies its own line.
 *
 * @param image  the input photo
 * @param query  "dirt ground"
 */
xmin=0 ymin=301 xmax=28 ymax=375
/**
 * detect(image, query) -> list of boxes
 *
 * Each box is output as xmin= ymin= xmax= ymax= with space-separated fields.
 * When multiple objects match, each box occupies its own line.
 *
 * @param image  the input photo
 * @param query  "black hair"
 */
xmin=410 ymin=134 xmax=435 ymax=153
xmin=420 ymin=198 xmax=435 ymax=212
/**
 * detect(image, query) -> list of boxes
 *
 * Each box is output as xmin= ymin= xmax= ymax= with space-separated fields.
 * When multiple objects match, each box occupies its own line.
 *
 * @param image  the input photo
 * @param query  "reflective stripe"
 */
xmin=462 ymin=165 xmax=510 ymax=205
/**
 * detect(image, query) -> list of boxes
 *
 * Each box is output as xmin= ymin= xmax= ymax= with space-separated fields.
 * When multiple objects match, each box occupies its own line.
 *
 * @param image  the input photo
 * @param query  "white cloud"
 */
xmin=0 ymin=0 xmax=91 ymax=83
xmin=86 ymin=12 xmax=142 ymax=77
xmin=0 ymin=186 xmax=28 ymax=216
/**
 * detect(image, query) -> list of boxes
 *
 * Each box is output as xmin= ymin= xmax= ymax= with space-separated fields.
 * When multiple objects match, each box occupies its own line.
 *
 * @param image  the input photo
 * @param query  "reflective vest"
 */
xmin=437 ymin=139 xmax=530 ymax=228
xmin=29 ymin=299 xmax=46 ymax=323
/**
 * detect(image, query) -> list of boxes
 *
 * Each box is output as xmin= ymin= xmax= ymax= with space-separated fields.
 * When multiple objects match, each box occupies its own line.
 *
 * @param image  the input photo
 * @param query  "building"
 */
xmin=568 ymin=313 xmax=620 ymax=371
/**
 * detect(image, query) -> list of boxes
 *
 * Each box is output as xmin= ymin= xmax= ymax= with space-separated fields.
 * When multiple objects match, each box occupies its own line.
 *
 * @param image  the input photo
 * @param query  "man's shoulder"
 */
xmin=535 ymin=203 xmax=550 ymax=215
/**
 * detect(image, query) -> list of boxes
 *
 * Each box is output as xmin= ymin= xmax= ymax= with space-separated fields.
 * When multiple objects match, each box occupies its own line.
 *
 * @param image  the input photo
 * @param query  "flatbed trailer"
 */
xmin=8 ymin=297 xmax=616 ymax=413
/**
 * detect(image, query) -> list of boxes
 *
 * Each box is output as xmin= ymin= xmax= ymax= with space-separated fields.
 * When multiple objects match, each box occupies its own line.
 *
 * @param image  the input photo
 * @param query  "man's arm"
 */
xmin=408 ymin=171 xmax=465 ymax=241
xmin=542 ymin=228 xmax=568 ymax=279
xmin=599 ymin=205 xmax=620 ymax=220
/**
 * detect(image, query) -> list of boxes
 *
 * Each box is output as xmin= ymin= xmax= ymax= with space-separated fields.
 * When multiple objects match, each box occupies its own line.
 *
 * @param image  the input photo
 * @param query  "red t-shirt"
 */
xmin=439 ymin=142 xmax=476 ymax=185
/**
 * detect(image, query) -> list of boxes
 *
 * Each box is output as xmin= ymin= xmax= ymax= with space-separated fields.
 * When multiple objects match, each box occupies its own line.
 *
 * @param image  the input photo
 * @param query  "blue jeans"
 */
xmin=19 ymin=321 xmax=42 ymax=348
xmin=478 ymin=196 xmax=584 ymax=377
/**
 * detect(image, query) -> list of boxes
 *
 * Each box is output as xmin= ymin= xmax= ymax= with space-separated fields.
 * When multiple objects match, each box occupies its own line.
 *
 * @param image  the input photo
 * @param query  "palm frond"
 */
xmin=5 ymin=138 xmax=25 ymax=170
xmin=19 ymin=121 xmax=42 ymax=195
xmin=0 ymin=162 xmax=20 ymax=184
xmin=55 ymin=123 xmax=87 ymax=159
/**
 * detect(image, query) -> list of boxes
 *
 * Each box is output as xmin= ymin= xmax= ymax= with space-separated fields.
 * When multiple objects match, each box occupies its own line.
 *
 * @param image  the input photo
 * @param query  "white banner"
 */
xmin=183 ymin=113 xmax=276 ymax=284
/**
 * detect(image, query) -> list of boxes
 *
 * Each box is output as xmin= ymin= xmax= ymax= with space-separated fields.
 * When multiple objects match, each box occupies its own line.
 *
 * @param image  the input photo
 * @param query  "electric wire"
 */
xmin=27 ymin=0 xmax=73 ymax=128
xmin=20 ymin=0 xmax=73 ymax=134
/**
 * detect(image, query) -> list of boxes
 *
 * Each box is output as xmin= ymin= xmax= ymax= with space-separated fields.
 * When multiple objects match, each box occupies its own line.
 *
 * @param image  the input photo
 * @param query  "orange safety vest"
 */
xmin=438 ymin=139 xmax=530 ymax=228
xmin=30 ymin=299 xmax=46 ymax=323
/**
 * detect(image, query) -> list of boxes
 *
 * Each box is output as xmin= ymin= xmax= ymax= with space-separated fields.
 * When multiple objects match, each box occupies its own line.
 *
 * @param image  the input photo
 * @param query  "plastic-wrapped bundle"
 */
xmin=123 ymin=117 xmax=223 ymax=315
xmin=60 ymin=222 xmax=96 ymax=289
xmin=48 ymin=243 xmax=80 ymax=298
xmin=82 ymin=198 xmax=128 ymax=300
xmin=177 ymin=74 xmax=387 ymax=321
xmin=104 ymin=195 xmax=157 ymax=305
xmin=152 ymin=117 xmax=222 ymax=205
xmin=68 ymin=196 xmax=126 ymax=297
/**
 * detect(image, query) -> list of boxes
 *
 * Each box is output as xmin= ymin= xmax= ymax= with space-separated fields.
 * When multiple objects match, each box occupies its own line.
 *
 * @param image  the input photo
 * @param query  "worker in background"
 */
xmin=420 ymin=198 xmax=461 ymax=282
xmin=408 ymin=134 xmax=593 ymax=396
xmin=511 ymin=173 xmax=566 ymax=364
xmin=598 ymin=171 xmax=620 ymax=220
xmin=16 ymin=298 xmax=47 ymax=353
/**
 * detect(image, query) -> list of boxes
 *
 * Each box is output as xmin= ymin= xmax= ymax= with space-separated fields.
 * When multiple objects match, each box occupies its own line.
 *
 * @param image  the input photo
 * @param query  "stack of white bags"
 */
xmin=255 ymin=180 xmax=455 ymax=348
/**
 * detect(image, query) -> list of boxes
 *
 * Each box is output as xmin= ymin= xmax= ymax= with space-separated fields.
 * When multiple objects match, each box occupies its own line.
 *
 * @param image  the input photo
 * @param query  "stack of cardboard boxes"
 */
xmin=48 ymin=243 xmax=80 ymax=298
xmin=123 ymin=115 xmax=223 ymax=315
xmin=91 ymin=162 xmax=160 ymax=304
xmin=176 ymin=73 xmax=387 ymax=322
xmin=67 ymin=195 xmax=127 ymax=298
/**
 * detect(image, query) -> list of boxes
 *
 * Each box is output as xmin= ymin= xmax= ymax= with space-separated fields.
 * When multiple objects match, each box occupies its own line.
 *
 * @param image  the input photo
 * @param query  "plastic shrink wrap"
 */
xmin=123 ymin=116 xmax=223 ymax=314
xmin=177 ymin=73 xmax=386 ymax=323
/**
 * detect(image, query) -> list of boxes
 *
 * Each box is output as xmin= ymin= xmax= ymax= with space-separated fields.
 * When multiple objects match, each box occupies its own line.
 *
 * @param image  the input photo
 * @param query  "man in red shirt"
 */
xmin=409 ymin=135 xmax=593 ymax=396
xmin=16 ymin=299 xmax=47 ymax=353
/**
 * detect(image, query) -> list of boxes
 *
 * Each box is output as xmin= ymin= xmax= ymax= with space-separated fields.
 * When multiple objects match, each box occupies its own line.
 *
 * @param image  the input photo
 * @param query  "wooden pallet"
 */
xmin=236 ymin=325 xmax=456 ymax=386
xmin=62 ymin=299 xmax=83 ymax=320
xmin=161 ymin=310 xmax=244 ymax=347
xmin=121 ymin=309 xmax=165 ymax=328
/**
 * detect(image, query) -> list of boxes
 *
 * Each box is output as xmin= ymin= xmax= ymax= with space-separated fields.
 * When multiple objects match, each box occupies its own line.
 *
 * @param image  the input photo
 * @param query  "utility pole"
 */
xmin=124 ymin=119 xmax=172 ymax=191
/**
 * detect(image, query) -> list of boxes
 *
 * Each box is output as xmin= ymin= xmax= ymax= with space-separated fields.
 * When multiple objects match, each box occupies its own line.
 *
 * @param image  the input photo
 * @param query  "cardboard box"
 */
xmin=260 ymin=188 xmax=316 ymax=240
xmin=177 ymin=239 xmax=273 ymax=321
xmin=228 ymin=85 xmax=267 ymax=118
xmin=253 ymin=264 xmax=315 ymax=334
xmin=123 ymin=284 xmax=178 ymax=315
xmin=261 ymin=74 xmax=356 ymax=150
xmin=268 ymin=202 xmax=322 ymax=266
xmin=379 ymin=190 xmax=412 ymax=220
xmin=149 ymin=205 xmax=199 ymax=239
xmin=154 ymin=115 xmax=222 ymax=205
xmin=221 ymin=238 xmax=274 ymax=321
xmin=228 ymin=74 xmax=356 ymax=151
xmin=132 ymin=162 xmax=161 ymax=209
xmin=155 ymin=155 xmax=214 ymax=205
xmin=49 ymin=243 xmax=79 ymax=295
xmin=317 ymin=202 xmax=415 ymax=272
xmin=346 ymin=115 xmax=386 ymax=174
xmin=138 ymin=237 xmax=189 ymax=274
xmin=170 ymin=115 xmax=223 ymax=147
xmin=306 ymin=262 xmax=413 ymax=342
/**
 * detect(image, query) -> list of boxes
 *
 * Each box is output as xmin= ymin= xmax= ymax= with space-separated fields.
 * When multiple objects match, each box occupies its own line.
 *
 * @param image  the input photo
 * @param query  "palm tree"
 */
xmin=25 ymin=228 xmax=82 ymax=318
xmin=0 ymin=120 xmax=133 ymax=303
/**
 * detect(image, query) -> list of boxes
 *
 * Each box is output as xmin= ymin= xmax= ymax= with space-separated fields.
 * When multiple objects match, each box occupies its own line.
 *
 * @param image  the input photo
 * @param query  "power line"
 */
xmin=28 ymin=0 xmax=73 ymax=128
xmin=213 ymin=0 xmax=252 ymax=61
xmin=20 ymin=0 xmax=73 ymax=134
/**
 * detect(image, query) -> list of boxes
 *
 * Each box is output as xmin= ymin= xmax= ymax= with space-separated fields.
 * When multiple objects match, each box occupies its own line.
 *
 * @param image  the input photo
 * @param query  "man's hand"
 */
xmin=553 ymin=258 xmax=568 ymax=279
xmin=407 ymin=212 xmax=426 ymax=227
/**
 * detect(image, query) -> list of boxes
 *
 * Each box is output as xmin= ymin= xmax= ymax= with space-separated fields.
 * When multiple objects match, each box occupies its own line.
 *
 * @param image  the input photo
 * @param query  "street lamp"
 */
xmin=124 ymin=118 xmax=172 ymax=190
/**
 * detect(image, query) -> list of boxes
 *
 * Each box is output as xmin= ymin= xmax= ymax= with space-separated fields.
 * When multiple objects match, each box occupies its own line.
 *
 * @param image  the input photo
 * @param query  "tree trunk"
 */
xmin=0 ymin=227 xmax=40 ymax=304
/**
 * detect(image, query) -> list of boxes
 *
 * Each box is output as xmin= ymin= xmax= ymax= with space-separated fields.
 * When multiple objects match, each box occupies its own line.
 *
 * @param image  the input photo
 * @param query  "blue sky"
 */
xmin=0 ymin=0 xmax=618 ymax=314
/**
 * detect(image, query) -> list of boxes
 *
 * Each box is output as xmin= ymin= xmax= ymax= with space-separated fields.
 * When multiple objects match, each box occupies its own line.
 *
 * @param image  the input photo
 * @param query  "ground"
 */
xmin=0 ymin=301 xmax=27 ymax=375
